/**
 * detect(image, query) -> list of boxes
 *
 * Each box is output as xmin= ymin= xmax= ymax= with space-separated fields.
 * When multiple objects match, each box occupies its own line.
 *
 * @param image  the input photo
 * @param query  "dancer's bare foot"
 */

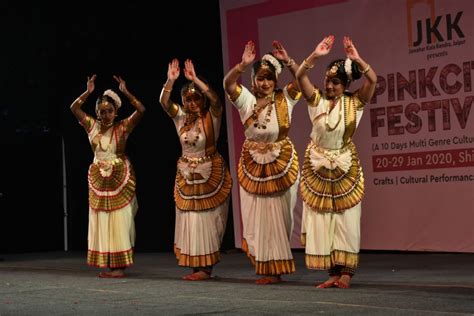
xmin=182 ymin=271 xmax=211 ymax=281
xmin=182 ymin=273 xmax=194 ymax=280
xmin=99 ymin=269 xmax=126 ymax=278
xmin=255 ymin=276 xmax=282 ymax=285
xmin=316 ymin=276 xmax=340 ymax=288
xmin=335 ymin=274 xmax=351 ymax=289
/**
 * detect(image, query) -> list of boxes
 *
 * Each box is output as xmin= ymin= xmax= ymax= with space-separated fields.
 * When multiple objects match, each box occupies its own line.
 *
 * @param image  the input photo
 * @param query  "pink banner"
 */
xmin=220 ymin=0 xmax=474 ymax=252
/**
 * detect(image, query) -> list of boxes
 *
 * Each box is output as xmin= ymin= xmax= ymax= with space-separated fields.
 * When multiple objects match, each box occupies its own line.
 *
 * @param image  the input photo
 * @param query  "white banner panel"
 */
xmin=220 ymin=0 xmax=474 ymax=252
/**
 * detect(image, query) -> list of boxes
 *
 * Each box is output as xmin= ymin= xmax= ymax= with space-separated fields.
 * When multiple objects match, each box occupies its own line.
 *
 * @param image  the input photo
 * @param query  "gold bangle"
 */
xmin=285 ymin=58 xmax=295 ymax=67
xmin=162 ymin=84 xmax=172 ymax=93
xmin=131 ymin=98 xmax=139 ymax=105
xmin=303 ymin=59 xmax=314 ymax=70
xmin=362 ymin=64 xmax=371 ymax=74
xmin=77 ymin=98 xmax=84 ymax=104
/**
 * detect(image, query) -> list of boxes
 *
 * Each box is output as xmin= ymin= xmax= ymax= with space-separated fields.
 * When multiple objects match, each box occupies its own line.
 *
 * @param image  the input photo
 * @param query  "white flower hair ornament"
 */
xmin=261 ymin=54 xmax=282 ymax=77
xmin=103 ymin=89 xmax=122 ymax=109
xmin=344 ymin=58 xmax=353 ymax=82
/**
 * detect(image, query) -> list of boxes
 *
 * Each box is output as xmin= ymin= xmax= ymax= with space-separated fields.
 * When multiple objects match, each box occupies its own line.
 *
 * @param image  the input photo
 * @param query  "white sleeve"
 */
xmin=232 ymin=85 xmax=256 ymax=123
xmin=283 ymin=84 xmax=300 ymax=114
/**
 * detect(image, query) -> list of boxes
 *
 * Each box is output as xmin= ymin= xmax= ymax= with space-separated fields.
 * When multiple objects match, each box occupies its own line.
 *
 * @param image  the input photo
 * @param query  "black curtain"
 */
xmin=1 ymin=0 xmax=235 ymax=253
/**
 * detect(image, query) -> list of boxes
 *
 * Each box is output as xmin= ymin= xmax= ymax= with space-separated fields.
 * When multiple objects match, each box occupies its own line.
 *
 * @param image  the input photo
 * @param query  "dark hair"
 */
xmin=326 ymin=59 xmax=363 ymax=87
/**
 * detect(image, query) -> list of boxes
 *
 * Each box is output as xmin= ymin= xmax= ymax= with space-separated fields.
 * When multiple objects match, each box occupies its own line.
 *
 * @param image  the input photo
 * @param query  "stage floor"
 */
xmin=0 ymin=251 xmax=473 ymax=315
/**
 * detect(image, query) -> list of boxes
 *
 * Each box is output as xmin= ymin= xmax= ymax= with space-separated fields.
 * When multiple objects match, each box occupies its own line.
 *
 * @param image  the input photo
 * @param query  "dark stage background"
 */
xmin=0 ymin=1 xmax=234 ymax=253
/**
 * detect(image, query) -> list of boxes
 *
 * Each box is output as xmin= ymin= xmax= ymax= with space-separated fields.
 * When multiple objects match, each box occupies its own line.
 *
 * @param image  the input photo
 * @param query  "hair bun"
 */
xmin=351 ymin=62 xmax=363 ymax=81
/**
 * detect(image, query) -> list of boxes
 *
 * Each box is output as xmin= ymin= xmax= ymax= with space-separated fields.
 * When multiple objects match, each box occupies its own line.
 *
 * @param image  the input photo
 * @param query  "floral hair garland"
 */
xmin=103 ymin=89 xmax=122 ymax=109
xmin=344 ymin=58 xmax=353 ymax=82
xmin=261 ymin=54 xmax=282 ymax=77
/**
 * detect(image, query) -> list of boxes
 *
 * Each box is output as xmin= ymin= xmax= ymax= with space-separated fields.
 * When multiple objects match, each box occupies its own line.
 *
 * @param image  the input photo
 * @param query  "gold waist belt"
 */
xmin=244 ymin=137 xmax=289 ymax=152
xmin=310 ymin=142 xmax=350 ymax=162
xmin=93 ymin=157 xmax=124 ymax=166
xmin=180 ymin=152 xmax=217 ymax=164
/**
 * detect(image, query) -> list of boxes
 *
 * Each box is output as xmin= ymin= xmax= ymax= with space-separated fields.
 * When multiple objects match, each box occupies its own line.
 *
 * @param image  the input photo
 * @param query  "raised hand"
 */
xmin=343 ymin=36 xmax=360 ymax=61
xmin=271 ymin=40 xmax=289 ymax=62
xmin=113 ymin=75 xmax=128 ymax=93
xmin=241 ymin=40 xmax=256 ymax=66
xmin=168 ymin=58 xmax=180 ymax=81
xmin=86 ymin=74 xmax=97 ymax=93
xmin=184 ymin=59 xmax=196 ymax=81
xmin=313 ymin=35 xmax=334 ymax=57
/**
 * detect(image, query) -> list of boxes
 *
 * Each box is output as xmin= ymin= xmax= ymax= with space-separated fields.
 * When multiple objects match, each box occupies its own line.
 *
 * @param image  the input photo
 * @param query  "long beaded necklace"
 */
xmin=325 ymin=95 xmax=343 ymax=132
xmin=252 ymin=93 xmax=274 ymax=129
xmin=183 ymin=114 xmax=201 ymax=147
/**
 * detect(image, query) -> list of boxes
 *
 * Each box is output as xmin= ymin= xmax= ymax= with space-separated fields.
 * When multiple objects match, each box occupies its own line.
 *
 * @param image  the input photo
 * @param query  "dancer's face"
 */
xmin=324 ymin=76 xmax=345 ymax=100
xmin=96 ymin=102 xmax=116 ymax=125
xmin=252 ymin=68 xmax=276 ymax=98
xmin=182 ymin=92 xmax=204 ymax=114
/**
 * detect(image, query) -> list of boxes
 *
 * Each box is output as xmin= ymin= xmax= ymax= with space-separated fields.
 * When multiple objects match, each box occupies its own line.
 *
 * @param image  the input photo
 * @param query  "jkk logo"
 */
xmin=413 ymin=12 xmax=464 ymax=46
xmin=407 ymin=0 xmax=465 ymax=47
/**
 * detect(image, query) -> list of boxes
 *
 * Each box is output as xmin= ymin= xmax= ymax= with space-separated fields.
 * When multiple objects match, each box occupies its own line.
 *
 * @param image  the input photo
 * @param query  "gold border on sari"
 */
xmin=305 ymin=250 xmax=359 ymax=270
xmin=286 ymin=80 xmax=302 ymax=100
xmin=166 ymin=102 xmax=180 ymax=118
xmin=174 ymin=244 xmax=220 ymax=267
xmin=241 ymin=239 xmax=295 ymax=275
xmin=274 ymin=90 xmax=290 ymax=141
xmin=226 ymin=84 xmax=242 ymax=102
xmin=307 ymin=87 xmax=322 ymax=107
xmin=202 ymin=111 xmax=217 ymax=155
xmin=87 ymin=248 xmax=134 ymax=268
xmin=342 ymin=93 xmax=356 ymax=145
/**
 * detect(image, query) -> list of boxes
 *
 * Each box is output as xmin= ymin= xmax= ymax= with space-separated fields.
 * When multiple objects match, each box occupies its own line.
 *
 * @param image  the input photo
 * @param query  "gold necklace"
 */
xmin=101 ymin=121 xmax=114 ymax=127
xmin=252 ymin=94 xmax=273 ymax=129
xmin=325 ymin=96 xmax=343 ymax=132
